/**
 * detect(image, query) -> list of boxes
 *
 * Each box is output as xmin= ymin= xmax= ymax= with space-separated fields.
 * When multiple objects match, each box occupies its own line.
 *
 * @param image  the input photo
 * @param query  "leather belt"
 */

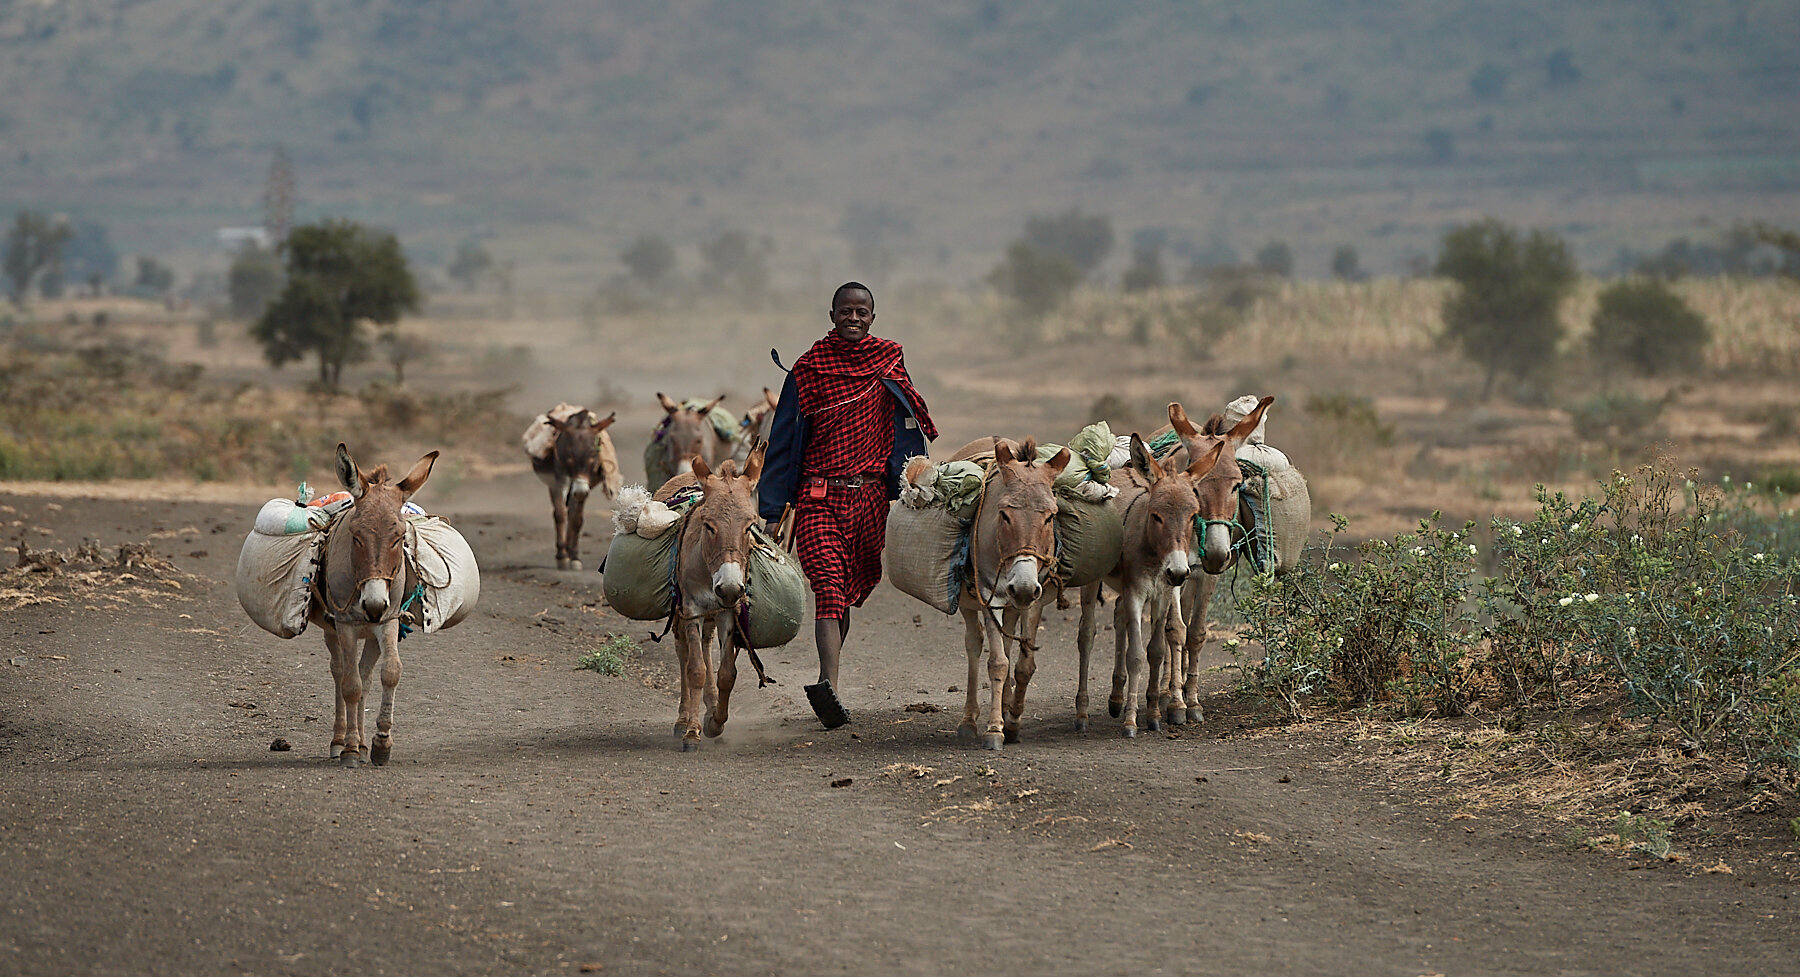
xmin=823 ymin=472 xmax=882 ymax=490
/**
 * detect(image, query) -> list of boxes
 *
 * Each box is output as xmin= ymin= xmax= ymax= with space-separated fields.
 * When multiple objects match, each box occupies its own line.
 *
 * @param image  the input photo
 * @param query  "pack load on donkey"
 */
xmin=643 ymin=397 xmax=741 ymax=490
xmin=236 ymin=486 xmax=480 ymax=640
xmin=601 ymin=482 xmax=806 ymax=652
xmin=886 ymin=421 xmax=1126 ymax=615
xmin=522 ymin=403 xmax=624 ymax=498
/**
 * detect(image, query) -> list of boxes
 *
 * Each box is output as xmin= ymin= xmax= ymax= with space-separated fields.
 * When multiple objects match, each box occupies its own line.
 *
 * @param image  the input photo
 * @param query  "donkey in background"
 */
xmin=309 ymin=443 xmax=436 ymax=767
xmin=730 ymin=387 xmax=779 ymax=466
xmin=530 ymin=407 xmax=619 ymax=571
xmin=647 ymin=393 xmax=733 ymax=490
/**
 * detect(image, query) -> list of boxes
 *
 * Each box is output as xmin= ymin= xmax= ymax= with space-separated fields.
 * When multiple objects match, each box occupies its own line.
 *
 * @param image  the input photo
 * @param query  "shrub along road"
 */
xmin=1 ymin=483 xmax=1794 ymax=976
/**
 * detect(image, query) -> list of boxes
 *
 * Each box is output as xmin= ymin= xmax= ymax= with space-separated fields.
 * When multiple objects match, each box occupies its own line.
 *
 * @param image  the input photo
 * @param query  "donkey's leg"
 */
xmin=705 ymin=621 xmax=739 ymax=738
xmin=1182 ymin=572 xmax=1218 ymax=725
xmin=549 ymin=477 xmax=572 ymax=570
xmin=322 ymin=624 xmax=351 ymax=759
xmin=956 ymin=598 xmax=985 ymax=742
xmin=369 ymin=621 xmax=402 ymax=765
xmin=564 ymin=488 xmax=587 ymax=572
xmin=1143 ymin=594 xmax=1168 ymax=733
xmin=674 ymin=617 xmax=706 ymax=751
xmin=1003 ymin=600 xmax=1043 ymax=744
xmin=331 ymin=629 xmax=368 ymax=767
xmin=978 ymin=602 xmax=1011 ymax=751
xmin=1075 ymin=583 xmax=1102 ymax=732
xmin=1161 ymin=590 xmax=1188 ymax=727
xmin=1116 ymin=595 xmax=1147 ymax=737
xmin=1108 ymin=596 xmax=1130 ymax=720
xmin=699 ymin=617 xmax=720 ymax=731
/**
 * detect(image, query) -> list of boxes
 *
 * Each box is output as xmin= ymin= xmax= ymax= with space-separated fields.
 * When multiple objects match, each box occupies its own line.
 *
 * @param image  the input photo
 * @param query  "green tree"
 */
xmin=620 ymin=233 xmax=675 ymax=289
xmin=134 ymin=256 xmax=176 ymax=296
xmin=3 ymin=211 xmax=73 ymax=302
xmin=988 ymin=241 xmax=1082 ymax=318
xmin=1121 ymin=244 xmax=1166 ymax=292
xmin=700 ymin=230 xmax=772 ymax=296
xmin=1434 ymin=219 xmax=1578 ymax=399
xmin=1588 ymin=278 xmax=1710 ymax=377
xmin=1331 ymin=245 xmax=1364 ymax=281
xmin=1254 ymin=241 xmax=1294 ymax=278
xmin=1023 ymin=209 xmax=1114 ymax=274
xmin=251 ymin=219 xmax=419 ymax=389
xmin=228 ymin=243 xmax=284 ymax=320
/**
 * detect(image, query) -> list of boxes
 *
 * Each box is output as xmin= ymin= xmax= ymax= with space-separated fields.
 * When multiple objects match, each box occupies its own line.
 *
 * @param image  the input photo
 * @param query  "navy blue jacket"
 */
xmin=758 ymin=371 xmax=933 ymax=523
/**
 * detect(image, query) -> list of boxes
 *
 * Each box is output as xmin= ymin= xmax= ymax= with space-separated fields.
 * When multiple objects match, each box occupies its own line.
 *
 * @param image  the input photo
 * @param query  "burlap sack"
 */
xmin=1240 ymin=463 xmax=1311 ymax=575
xmin=1054 ymin=495 xmax=1123 ymax=588
xmin=740 ymin=530 xmax=805 ymax=649
xmin=406 ymin=515 xmax=481 ymax=632
xmin=885 ymin=502 xmax=970 ymax=615
xmin=236 ymin=528 xmax=324 ymax=638
xmin=602 ymin=526 xmax=682 ymax=621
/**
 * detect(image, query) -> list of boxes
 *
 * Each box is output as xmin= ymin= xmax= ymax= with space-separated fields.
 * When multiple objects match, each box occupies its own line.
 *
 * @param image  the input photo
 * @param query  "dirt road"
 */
xmin=2 ymin=478 xmax=1794 ymax=977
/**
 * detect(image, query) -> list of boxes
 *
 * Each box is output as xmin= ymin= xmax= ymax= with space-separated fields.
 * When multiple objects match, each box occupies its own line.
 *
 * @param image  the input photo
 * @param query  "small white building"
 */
xmin=217 ymin=227 xmax=271 ymax=251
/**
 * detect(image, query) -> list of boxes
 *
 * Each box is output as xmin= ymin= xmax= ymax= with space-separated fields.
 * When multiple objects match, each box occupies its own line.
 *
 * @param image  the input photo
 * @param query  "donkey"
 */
xmin=1156 ymin=396 xmax=1276 ymax=727
xmin=1075 ymin=430 xmax=1224 ymax=737
xmin=654 ymin=443 xmax=767 ymax=752
xmin=532 ymin=408 xmax=618 ymax=571
xmin=948 ymin=437 xmax=1071 ymax=750
xmin=308 ymin=443 xmax=437 ymax=767
xmin=730 ymin=387 xmax=779 ymax=466
xmin=648 ymin=393 xmax=732 ymax=490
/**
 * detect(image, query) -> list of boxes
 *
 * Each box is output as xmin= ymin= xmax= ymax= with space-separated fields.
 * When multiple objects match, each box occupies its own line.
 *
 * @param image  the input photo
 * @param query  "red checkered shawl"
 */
xmin=791 ymin=333 xmax=937 ymax=475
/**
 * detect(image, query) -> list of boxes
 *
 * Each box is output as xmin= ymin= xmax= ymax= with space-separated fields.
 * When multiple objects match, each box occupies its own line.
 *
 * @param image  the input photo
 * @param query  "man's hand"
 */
xmin=764 ymin=521 xmax=782 ymax=538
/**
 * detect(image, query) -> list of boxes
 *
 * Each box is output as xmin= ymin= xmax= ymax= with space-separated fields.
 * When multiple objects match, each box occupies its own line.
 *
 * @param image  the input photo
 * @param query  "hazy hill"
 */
xmin=2 ymin=0 xmax=1797 ymax=291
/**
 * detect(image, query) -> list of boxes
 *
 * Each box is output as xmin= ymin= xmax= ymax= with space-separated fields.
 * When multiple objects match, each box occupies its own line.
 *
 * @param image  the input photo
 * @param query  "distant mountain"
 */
xmin=3 ymin=0 xmax=1796 ymax=290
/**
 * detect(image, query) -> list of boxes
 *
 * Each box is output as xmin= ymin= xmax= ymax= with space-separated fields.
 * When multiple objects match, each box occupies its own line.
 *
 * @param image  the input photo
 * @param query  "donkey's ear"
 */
xmin=335 ymin=443 xmax=363 ymax=498
xmin=701 ymin=394 xmax=727 ymax=415
xmin=742 ymin=441 xmax=767 ymax=486
xmin=656 ymin=392 xmax=679 ymax=413
xmin=397 ymin=451 xmax=439 ymax=499
xmin=1130 ymin=434 xmax=1165 ymax=482
xmin=762 ymin=387 xmax=778 ymax=409
xmin=1188 ymin=440 xmax=1227 ymax=478
xmin=1169 ymin=403 xmax=1199 ymax=438
xmin=1227 ymin=396 xmax=1275 ymax=442
xmin=1043 ymin=446 xmax=1072 ymax=478
xmin=593 ymin=411 xmax=617 ymax=432
xmin=993 ymin=439 xmax=1015 ymax=466
xmin=691 ymin=454 xmax=712 ymax=480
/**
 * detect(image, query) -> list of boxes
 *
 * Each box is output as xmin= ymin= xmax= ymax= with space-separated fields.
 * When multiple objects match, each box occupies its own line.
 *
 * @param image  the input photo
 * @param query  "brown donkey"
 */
xmin=1075 ymin=431 xmax=1223 ymax=736
xmin=648 ymin=393 xmax=731 ymax=490
xmin=654 ymin=443 xmax=766 ymax=752
xmin=730 ymin=387 xmax=779 ymax=466
xmin=532 ymin=408 xmax=618 ymax=570
xmin=1158 ymin=395 xmax=1276 ymax=727
xmin=949 ymin=437 xmax=1071 ymax=750
xmin=309 ymin=443 xmax=437 ymax=767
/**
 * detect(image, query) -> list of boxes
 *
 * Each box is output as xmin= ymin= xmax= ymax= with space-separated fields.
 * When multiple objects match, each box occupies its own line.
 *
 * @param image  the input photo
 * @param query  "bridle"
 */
xmin=967 ymin=464 xmax=1058 ymax=652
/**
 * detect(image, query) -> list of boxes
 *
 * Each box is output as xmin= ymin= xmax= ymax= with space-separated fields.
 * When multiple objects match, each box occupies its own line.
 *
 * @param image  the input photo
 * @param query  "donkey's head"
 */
xmin=1127 ymin=433 xmax=1221 ymax=587
xmin=655 ymin=393 xmax=726 ymax=477
xmin=1169 ymin=396 xmax=1274 ymax=574
xmin=550 ymin=409 xmax=617 ymax=498
xmin=333 ymin=443 xmax=437 ymax=622
xmin=688 ymin=442 xmax=766 ymax=606
xmin=986 ymin=438 xmax=1071 ymax=606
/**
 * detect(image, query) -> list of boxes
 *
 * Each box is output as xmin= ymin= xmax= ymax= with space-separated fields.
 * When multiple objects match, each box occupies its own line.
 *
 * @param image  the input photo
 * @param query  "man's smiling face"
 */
xmin=829 ymin=289 xmax=874 ymax=343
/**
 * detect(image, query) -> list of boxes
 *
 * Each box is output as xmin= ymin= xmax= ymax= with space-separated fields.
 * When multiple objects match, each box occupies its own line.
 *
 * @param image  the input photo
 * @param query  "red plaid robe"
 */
xmin=790 ymin=333 xmax=936 ymax=619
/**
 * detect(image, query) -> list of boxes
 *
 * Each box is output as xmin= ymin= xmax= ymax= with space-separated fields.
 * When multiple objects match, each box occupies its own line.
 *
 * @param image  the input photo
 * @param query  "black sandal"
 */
xmin=804 ymin=680 xmax=850 ymax=730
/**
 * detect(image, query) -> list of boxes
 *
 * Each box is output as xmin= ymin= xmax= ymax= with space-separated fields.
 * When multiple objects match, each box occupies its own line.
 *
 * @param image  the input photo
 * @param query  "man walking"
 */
xmin=760 ymin=282 xmax=937 ymax=728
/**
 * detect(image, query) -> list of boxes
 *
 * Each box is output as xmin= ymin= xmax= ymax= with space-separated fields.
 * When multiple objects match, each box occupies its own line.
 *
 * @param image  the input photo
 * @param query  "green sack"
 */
xmin=740 ymin=529 xmax=806 ymax=649
xmin=602 ymin=527 xmax=681 ymax=621
xmin=1054 ymin=495 xmax=1123 ymax=589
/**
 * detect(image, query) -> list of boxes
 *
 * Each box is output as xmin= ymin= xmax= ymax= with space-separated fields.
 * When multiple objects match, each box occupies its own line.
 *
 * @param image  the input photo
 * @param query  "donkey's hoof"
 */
xmin=557 ymin=557 xmax=572 ymax=571
xmin=679 ymin=737 xmax=700 ymax=753
xmin=703 ymin=716 xmax=725 ymax=738
xmin=956 ymin=723 xmax=978 ymax=743
xmin=339 ymin=752 xmax=362 ymax=768
xmin=673 ymin=723 xmax=687 ymax=738
xmin=1120 ymin=726 xmax=1138 ymax=739
xmin=1186 ymin=707 xmax=1205 ymax=725
xmin=1165 ymin=706 xmax=1186 ymax=726
xmin=1074 ymin=718 xmax=1089 ymax=733
xmin=980 ymin=732 xmax=1005 ymax=751
xmin=1107 ymin=701 xmax=1122 ymax=719
xmin=369 ymin=740 xmax=392 ymax=766
xmin=1146 ymin=715 xmax=1164 ymax=732
xmin=1002 ymin=725 xmax=1020 ymax=745
xmin=567 ymin=559 xmax=583 ymax=572
xmin=329 ymin=743 xmax=344 ymax=759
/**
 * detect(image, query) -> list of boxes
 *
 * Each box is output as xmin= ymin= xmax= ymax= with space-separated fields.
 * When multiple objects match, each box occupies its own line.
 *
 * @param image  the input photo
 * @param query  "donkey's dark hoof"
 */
xmin=703 ymin=716 xmax=724 ymax=738
xmin=1146 ymin=715 xmax=1164 ymax=732
xmin=1165 ymin=706 xmax=1186 ymax=726
xmin=369 ymin=740 xmax=391 ymax=766
xmin=1074 ymin=718 xmax=1089 ymax=734
xmin=1120 ymin=726 xmax=1138 ymax=739
xmin=980 ymin=732 xmax=1005 ymax=751
xmin=339 ymin=752 xmax=362 ymax=768
xmin=1002 ymin=725 xmax=1019 ymax=744
xmin=1186 ymin=707 xmax=1205 ymax=725
xmin=330 ymin=743 xmax=345 ymax=759
xmin=956 ymin=723 xmax=978 ymax=743
xmin=679 ymin=738 xmax=700 ymax=753
xmin=1108 ymin=701 xmax=1123 ymax=719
